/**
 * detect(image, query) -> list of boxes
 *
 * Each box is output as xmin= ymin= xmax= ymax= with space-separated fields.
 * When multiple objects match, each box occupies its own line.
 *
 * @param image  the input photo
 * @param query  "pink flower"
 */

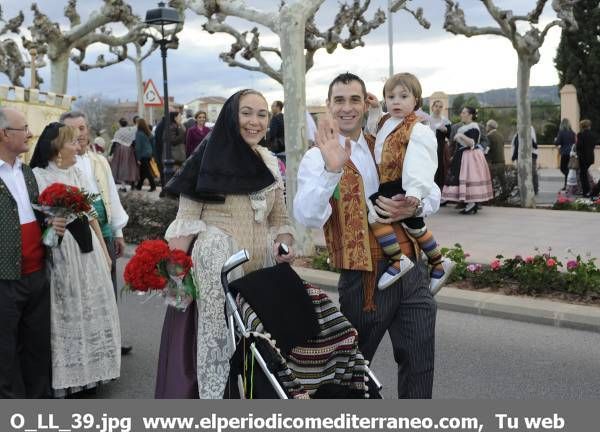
xmin=566 ymin=260 xmax=578 ymax=270
xmin=525 ymin=256 xmax=534 ymax=264
xmin=546 ymin=258 xmax=557 ymax=268
xmin=467 ymin=264 xmax=478 ymax=273
xmin=490 ymin=260 xmax=501 ymax=271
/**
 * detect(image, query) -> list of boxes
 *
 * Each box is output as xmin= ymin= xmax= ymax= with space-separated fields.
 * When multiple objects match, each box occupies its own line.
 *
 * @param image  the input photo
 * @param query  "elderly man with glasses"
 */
xmin=0 ymin=107 xmax=66 ymax=398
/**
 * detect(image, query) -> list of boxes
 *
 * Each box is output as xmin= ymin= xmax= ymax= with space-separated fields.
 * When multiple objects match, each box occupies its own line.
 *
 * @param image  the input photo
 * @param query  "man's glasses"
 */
xmin=4 ymin=125 xmax=30 ymax=133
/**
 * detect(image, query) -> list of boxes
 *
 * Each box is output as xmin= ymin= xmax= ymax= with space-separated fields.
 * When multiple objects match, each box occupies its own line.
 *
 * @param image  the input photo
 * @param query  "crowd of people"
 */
xmin=1 ymin=68 xmax=598 ymax=401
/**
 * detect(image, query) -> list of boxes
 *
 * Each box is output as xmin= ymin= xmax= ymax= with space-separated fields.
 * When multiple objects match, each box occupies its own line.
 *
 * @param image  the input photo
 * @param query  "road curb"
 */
xmin=292 ymin=266 xmax=600 ymax=334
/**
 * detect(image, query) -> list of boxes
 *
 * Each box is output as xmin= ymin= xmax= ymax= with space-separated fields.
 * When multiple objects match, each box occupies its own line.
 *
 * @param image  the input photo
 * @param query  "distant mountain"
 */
xmin=428 ymin=85 xmax=560 ymax=107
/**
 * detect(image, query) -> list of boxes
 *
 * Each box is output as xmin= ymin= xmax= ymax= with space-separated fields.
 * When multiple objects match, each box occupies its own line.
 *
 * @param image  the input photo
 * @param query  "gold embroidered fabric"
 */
xmin=379 ymin=112 xmax=418 ymax=183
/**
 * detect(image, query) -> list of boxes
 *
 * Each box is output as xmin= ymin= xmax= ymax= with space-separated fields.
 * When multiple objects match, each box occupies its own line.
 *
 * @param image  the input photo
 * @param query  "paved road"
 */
xmin=94 ymin=258 xmax=600 ymax=399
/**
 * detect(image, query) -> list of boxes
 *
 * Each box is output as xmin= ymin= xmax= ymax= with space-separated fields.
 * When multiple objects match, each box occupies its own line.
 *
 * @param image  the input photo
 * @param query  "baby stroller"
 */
xmin=220 ymin=250 xmax=382 ymax=399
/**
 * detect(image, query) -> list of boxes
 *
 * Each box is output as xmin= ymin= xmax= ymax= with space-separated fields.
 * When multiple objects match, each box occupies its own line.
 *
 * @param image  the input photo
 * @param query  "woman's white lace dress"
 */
xmin=165 ymin=146 xmax=294 ymax=398
xmin=33 ymin=163 xmax=121 ymax=394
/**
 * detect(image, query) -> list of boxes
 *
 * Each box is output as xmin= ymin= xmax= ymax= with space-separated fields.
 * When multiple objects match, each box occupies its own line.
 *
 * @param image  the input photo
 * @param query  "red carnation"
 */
xmin=37 ymin=182 xmax=95 ymax=214
xmin=168 ymin=249 xmax=193 ymax=276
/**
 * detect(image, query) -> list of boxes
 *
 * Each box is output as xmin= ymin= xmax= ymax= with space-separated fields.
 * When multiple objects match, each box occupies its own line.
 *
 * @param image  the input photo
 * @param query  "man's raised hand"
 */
xmin=315 ymin=113 xmax=350 ymax=173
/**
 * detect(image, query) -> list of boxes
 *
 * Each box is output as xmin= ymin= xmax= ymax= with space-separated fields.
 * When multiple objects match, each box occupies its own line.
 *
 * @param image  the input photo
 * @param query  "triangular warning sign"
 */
xmin=143 ymin=79 xmax=163 ymax=106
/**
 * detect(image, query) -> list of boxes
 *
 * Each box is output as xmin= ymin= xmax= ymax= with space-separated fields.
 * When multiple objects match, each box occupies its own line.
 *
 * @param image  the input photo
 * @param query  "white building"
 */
xmin=184 ymin=96 xmax=227 ymax=122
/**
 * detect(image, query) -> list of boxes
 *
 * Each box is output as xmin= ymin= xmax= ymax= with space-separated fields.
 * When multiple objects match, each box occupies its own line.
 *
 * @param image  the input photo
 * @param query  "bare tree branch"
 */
xmin=525 ymin=0 xmax=547 ymax=23
xmin=204 ymin=16 xmax=282 ymax=82
xmin=72 ymin=44 xmax=128 ymax=71
xmin=0 ymin=7 xmax=24 ymax=37
xmin=390 ymin=1 xmax=430 ymax=29
xmin=187 ymin=0 xmax=278 ymax=31
xmin=443 ymin=1 xmax=504 ymax=37
xmin=0 ymin=7 xmax=26 ymax=86
xmin=305 ymin=0 xmax=387 ymax=53
xmin=22 ymin=0 xmax=162 ymax=93
xmin=0 ymin=39 xmax=25 ymax=86
xmin=64 ymin=0 xmax=81 ymax=27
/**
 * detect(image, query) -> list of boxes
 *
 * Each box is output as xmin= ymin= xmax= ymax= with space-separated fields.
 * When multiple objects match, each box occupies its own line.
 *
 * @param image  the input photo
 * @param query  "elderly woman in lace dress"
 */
xmin=30 ymin=123 xmax=120 ymax=397
xmin=155 ymin=89 xmax=296 ymax=399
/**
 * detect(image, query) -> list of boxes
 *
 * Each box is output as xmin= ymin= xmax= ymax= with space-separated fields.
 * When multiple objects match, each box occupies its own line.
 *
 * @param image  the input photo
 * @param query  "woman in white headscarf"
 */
xmin=109 ymin=118 xmax=139 ymax=191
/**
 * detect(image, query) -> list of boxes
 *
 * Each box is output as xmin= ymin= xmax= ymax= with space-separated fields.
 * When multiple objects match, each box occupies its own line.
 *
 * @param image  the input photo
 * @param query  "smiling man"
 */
xmin=293 ymin=72 xmax=439 ymax=399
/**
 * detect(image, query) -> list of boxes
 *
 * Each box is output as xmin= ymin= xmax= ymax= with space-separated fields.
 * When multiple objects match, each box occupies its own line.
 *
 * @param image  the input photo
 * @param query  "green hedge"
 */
xmin=119 ymin=191 xmax=178 ymax=244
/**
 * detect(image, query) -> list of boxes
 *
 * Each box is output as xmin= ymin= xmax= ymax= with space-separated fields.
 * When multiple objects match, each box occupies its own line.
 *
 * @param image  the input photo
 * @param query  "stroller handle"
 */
xmin=222 ymin=249 xmax=250 ymax=276
xmin=221 ymin=249 xmax=250 ymax=295
xmin=221 ymin=249 xmax=251 ymax=337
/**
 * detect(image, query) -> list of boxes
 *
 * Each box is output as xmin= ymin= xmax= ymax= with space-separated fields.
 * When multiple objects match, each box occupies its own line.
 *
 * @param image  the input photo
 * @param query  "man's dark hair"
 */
xmin=273 ymin=100 xmax=283 ymax=110
xmin=118 ymin=118 xmax=128 ymax=127
xmin=327 ymin=72 xmax=367 ymax=101
xmin=59 ymin=111 xmax=87 ymax=122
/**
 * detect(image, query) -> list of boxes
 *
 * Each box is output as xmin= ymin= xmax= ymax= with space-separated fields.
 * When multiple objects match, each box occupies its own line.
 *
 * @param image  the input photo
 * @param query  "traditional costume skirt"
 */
xmin=110 ymin=144 xmax=139 ymax=183
xmin=442 ymin=148 xmax=493 ymax=202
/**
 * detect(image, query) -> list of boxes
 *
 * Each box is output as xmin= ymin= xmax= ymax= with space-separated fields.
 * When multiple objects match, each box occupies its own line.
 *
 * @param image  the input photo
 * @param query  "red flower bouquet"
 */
xmin=124 ymin=240 xmax=197 ymax=311
xmin=33 ymin=182 xmax=98 ymax=247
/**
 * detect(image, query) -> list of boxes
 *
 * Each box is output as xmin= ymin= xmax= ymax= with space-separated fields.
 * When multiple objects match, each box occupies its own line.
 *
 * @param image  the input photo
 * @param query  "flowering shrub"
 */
xmin=440 ymin=243 xmax=469 ymax=282
xmin=552 ymin=192 xmax=600 ymax=212
xmin=442 ymin=244 xmax=600 ymax=297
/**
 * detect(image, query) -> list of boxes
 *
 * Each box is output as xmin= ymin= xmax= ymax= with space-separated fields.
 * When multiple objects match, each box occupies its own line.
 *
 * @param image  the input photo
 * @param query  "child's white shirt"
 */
xmin=366 ymin=106 xmax=438 ymax=200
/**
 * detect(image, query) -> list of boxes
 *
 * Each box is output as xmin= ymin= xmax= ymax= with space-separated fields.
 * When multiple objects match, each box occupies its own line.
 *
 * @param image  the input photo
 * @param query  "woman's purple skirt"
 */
xmin=154 ymin=302 xmax=199 ymax=399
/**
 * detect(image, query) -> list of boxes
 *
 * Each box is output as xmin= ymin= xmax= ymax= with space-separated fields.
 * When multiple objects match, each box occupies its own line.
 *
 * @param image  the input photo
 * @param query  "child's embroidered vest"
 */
xmin=323 ymin=133 xmax=419 ymax=312
xmin=377 ymin=111 xmax=420 ymax=183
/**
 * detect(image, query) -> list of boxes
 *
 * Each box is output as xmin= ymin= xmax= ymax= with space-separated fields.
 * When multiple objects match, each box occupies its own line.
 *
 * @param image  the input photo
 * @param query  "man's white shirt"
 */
xmin=0 ymin=158 xmax=36 ymax=224
xmin=75 ymin=153 xmax=128 ymax=237
xmin=294 ymin=132 xmax=440 ymax=228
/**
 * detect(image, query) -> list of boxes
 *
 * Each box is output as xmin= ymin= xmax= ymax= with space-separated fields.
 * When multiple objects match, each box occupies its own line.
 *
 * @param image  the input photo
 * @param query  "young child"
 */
xmin=365 ymin=72 xmax=455 ymax=294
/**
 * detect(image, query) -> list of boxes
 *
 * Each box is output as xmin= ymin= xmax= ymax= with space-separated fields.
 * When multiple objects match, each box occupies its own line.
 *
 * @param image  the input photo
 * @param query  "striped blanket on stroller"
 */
xmin=238 ymin=282 xmax=369 ymax=399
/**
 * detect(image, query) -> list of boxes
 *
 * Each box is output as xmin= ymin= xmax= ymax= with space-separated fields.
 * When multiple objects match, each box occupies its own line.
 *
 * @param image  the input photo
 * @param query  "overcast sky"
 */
xmin=0 ymin=0 xmax=564 ymax=106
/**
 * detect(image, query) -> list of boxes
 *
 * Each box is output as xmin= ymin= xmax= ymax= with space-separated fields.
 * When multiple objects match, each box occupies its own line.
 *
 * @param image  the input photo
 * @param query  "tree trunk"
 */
xmin=516 ymin=56 xmax=535 ymax=208
xmin=50 ymin=54 xmax=69 ymax=95
xmin=279 ymin=7 xmax=313 ymax=256
xmin=135 ymin=45 xmax=144 ymax=117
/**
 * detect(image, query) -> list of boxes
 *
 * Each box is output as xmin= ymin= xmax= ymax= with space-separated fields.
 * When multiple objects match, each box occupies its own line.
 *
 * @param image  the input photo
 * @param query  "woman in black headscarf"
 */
xmin=155 ymin=89 xmax=296 ymax=399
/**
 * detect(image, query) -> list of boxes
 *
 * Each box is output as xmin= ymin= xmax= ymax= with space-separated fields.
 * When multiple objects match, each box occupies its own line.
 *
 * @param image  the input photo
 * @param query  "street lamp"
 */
xmin=387 ymin=0 xmax=407 ymax=77
xmin=145 ymin=1 xmax=182 ymax=186
xmin=388 ymin=0 xmax=394 ymax=77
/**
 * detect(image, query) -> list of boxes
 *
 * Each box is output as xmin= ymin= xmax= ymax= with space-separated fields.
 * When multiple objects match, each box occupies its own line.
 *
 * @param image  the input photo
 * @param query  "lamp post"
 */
xmin=388 ymin=0 xmax=409 ymax=78
xmin=388 ymin=0 xmax=394 ymax=77
xmin=144 ymin=1 xmax=181 ymax=186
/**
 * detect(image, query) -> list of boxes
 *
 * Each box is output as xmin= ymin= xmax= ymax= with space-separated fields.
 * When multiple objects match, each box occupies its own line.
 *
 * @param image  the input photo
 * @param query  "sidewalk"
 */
xmin=293 ymin=267 xmax=600 ymax=334
xmin=309 ymin=168 xmax=600 ymax=266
